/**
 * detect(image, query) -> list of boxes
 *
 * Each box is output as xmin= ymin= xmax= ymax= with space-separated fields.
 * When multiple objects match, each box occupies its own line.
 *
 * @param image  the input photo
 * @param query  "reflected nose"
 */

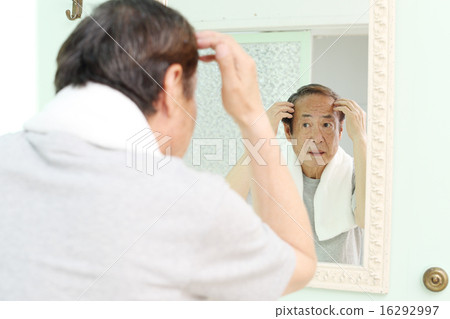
xmin=311 ymin=126 xmax=324 ymax=143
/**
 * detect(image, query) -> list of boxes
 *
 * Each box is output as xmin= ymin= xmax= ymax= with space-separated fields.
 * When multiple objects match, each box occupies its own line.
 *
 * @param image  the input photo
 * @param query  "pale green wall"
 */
xmin=36 ymin=0 xmax=450 ymax=300
xmin=38 ymin=0 xmax=75 ymax=109
xmin=37 ymin=0 xmax=104 ymax=109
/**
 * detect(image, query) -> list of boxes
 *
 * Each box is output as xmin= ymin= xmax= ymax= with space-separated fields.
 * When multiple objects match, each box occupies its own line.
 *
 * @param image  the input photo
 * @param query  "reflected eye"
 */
xmin=323 ymin=123 xmax=333 ymax=128
xmin=302 ymin=123 xmax=310 ymax=128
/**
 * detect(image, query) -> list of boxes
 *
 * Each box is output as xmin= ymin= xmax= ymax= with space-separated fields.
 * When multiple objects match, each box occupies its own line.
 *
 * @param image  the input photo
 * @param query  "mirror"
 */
xmin=178 ymin=0 xmax=394 ymax=293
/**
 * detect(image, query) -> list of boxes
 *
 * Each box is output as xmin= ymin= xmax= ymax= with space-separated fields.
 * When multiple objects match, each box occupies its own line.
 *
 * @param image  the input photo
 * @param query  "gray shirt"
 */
xmin=0 ymin=131 xmax=295 ymax=300
xmin=302 ymin=174 xmax=363 ymax=265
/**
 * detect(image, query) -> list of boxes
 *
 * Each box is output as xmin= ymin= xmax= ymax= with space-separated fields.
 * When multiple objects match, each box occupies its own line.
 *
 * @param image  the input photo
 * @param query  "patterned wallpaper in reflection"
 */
xmin=184 ymin=40 xmax=305 ymax=177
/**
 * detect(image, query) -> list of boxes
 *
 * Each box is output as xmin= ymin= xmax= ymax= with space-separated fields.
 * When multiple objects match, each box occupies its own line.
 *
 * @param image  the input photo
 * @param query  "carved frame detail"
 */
xmin=307 ymin=0 xmax=395 ymax=293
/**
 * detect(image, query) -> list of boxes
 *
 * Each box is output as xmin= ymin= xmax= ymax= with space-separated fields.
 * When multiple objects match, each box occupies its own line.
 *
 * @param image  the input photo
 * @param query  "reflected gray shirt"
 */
xmin=302 ymin=174 xmax=363 ymax=265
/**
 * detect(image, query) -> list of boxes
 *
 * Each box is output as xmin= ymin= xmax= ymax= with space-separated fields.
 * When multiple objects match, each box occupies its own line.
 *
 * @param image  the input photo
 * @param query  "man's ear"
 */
xmin=283 ymin=122 xmax=292 ymax=141
xmin=154 ymin=64 xmax=184 ymax=117
xmin=339 ymin=121 xmax=344 ymax=139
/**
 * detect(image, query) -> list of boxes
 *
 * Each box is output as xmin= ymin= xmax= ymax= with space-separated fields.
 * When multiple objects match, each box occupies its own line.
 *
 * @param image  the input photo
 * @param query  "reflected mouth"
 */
xmin=308 ymin=151 xmax=325 ymax=156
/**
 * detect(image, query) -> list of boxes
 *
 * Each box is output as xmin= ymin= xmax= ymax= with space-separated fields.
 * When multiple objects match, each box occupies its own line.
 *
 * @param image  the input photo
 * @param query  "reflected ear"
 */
xmin=283 ymin=122 xmax=292 ymax=140
xmin=339 ymin=121 xmax=344 ymax=139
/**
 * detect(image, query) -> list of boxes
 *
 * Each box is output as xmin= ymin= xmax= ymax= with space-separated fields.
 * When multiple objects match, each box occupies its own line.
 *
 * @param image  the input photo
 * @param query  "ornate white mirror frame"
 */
xmin=309 ymin=0 xmax=394 ymax=293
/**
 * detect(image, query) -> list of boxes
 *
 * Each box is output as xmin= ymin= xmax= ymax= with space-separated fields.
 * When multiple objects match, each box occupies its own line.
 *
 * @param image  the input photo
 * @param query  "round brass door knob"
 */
xmin=423 ymin=267 xmax=448 ymax=292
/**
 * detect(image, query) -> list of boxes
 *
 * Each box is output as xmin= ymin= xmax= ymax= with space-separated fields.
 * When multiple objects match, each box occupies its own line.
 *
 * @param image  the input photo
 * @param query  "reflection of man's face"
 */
xmin=284 ymin=94 xmax=343 ymax=170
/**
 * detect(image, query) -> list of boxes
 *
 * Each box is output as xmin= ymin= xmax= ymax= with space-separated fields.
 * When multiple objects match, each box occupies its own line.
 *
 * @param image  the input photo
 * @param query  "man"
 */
xmin=227 ymin=84 xmax=366 ymax=265
xmin=0 ymin=0 xmax=316 ymax=300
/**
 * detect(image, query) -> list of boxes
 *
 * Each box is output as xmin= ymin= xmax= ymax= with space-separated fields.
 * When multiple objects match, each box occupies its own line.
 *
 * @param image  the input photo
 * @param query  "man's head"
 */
xmin=282 ymin=84 xmax=344 ymax=171
xmin=55 ymin=0 xmax=199 ymax=156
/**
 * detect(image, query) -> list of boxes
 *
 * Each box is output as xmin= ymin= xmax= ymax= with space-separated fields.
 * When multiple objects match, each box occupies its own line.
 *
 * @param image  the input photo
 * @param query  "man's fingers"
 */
xmin=196 ymin=30 xmax=215 ymax=39
xmin=335 ymin=99 xmax=363 ymax=116
xmin=272 ymin=102 xmax=295 ymax=107
xmin=196 ymin=30 xmax=225 ymax=44
xmin=278 ymin=112 xmax=294 ymax=118
xmin=334 ymin=99 xmax=353 ymax=109
xmin=347 ymin=100 xmax=363 ymax=117
xmin=333 ymin=105 xmax=351 ymax=115
xmin=197 ymin=32 xmax=254 ymax=74
xmin=282 ymin=106 xmax=295 ymax=112
xmin=196 ymin=32 xmax=246 ymax=57
xmin=339 ymin=100 xmax=365 ymax=121
xmin=196 ymin=30 xmax=266 ymax=126
xmin=199 ymin=55 xmax=216 ymax=62
xmin=268 ymin=106 xmax=294 ymax=119
xmin=275 ymin=113 xmax=293 ymax=123
xmin=334 ymin=99 xmax=367 ymax=134
xmin=268 ymin=102 xmax=294 ymax=112
xmin=196 ymin=31 xmax=250 ymax=85
xmin=197 ymin=36 xmax=238 ymax=82
xmin=213 ymin=42 xmax=239 ymax=83
xmin=334 ymin=102 xmax=359 ymax=120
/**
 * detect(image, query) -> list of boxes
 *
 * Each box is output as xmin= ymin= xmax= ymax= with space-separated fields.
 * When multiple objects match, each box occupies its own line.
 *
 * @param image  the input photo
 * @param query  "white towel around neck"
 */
xmin=284 ymin=141 xmax=357 ymax=241
xmin=24 ymin=82 xmax=161 ymax=155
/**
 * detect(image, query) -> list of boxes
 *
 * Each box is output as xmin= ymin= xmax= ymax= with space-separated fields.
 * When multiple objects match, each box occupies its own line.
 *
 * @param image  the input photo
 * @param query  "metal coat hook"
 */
xmin=66 ymin=0 xmax=83 ymax=20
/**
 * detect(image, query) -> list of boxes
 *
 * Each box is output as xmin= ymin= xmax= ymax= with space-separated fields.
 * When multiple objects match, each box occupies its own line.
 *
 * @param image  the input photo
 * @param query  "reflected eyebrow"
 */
xmin=301 ymin=114 xmax=334 ymax=119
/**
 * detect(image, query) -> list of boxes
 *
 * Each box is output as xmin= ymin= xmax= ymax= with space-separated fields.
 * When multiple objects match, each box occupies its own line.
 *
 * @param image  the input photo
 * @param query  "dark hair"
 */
xmin=282 ymin=84 xmax=344 ymax=133
xmin=55 ymin=0 xmax=198 ymax=117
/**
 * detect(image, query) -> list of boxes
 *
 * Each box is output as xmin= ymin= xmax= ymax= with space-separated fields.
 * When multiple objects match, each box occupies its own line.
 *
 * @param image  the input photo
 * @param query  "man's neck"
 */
xmin=301 ymin=165 xmax=326 ymax=179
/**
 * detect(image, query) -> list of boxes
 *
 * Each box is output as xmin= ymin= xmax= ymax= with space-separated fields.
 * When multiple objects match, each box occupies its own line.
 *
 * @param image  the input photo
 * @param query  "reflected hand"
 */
xmin=266 ymin=102 xmax=295 ymax=134
xmin=333 ymin=99 xmax=367 ymax=143
xmin=196 ymin=31 xmax=264 ymax=128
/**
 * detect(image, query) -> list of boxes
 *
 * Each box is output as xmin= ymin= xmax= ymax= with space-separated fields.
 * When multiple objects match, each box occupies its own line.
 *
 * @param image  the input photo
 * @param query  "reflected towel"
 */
xmin=284 ymin=141 xmax=357 ymax=241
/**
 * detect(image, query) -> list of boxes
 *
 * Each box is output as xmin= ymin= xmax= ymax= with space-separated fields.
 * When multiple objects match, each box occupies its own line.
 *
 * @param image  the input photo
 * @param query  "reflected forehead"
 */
xmin=295 ymin=94 xmax=334 ymax=108
xmin=294 ymin=94 xmax=337 ymax=119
